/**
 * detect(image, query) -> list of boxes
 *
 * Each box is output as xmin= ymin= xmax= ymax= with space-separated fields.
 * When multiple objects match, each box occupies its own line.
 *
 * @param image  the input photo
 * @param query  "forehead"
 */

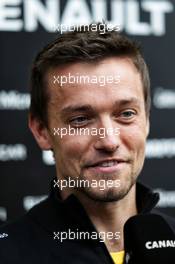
xmin=46 ymin=57 xmax=144 ymax=112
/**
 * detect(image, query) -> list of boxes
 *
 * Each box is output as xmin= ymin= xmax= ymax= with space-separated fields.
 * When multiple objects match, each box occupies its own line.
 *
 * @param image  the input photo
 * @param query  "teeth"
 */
xmin=100 ymin=161 xmax=116 ymax=167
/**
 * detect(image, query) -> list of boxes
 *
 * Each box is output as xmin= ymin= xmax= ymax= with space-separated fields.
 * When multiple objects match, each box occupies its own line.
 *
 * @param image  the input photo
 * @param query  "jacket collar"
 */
xmin=28 ymin=180 xmax=160 ymax=233
xmin=50 ymin=180 xmax=160 ymax=214
xmin=135 ymin=182 xmax=159 ymax=213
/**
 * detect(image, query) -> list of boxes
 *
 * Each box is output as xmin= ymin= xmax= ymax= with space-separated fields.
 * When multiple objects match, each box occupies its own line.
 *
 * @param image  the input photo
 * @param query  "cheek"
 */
xmin=121 ymin=124 xmax=147 ymax=155
xmin=53 ymin=135 xmax=90 ymax=163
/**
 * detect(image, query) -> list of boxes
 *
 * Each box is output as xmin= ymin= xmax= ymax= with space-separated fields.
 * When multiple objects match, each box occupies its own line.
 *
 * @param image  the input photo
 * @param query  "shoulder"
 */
xmin=151 ymin=209 xmax=175 ymax=231
xmin=0 ymin=197 xmax=56 ymax=263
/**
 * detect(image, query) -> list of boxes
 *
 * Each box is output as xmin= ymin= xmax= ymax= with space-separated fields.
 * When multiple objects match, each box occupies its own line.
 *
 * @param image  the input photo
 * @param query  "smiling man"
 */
xmin=0 ymin=23 xmax=175 ymax=264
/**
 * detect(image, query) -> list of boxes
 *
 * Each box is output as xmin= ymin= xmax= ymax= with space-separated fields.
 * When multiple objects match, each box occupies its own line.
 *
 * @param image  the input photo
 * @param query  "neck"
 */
xmin=61 ymin=184 xmax=137 ymax=252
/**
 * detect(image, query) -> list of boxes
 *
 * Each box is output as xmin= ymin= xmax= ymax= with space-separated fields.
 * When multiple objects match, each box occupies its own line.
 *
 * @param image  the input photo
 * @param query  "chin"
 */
xmin=81 ymin=185 xmax=133 ymax=203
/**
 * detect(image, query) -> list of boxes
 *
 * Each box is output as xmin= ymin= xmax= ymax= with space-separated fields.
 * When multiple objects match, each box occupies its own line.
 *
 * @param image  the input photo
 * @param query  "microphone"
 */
xmin=123 ymin=214 xmax=175 ymax=264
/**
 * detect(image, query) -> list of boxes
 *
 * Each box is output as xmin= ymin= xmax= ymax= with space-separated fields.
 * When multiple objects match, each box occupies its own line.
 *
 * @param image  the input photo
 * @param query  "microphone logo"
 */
xmin=145 ymin=240 xmax=175 ymax=249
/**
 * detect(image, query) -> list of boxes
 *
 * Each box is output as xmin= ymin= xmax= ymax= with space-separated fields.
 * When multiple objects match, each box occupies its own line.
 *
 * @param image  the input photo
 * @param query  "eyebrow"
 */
xmin=116 ymin=97 xmax=141 ymax=107
xmin=60 ymin=105 xmax=93 ymax=117
xmin=60 ymin=97 xmax=141 ymax=116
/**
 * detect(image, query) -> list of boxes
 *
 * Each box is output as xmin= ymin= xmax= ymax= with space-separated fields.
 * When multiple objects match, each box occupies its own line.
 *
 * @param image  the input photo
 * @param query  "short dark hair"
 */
xmin=29 ymin=23 xmax=150 ymax=126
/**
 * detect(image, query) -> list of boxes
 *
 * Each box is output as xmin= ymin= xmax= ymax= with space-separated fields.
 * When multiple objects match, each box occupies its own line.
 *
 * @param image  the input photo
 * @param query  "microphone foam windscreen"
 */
xmin=124 ymin=214 xmax=175 ymax=264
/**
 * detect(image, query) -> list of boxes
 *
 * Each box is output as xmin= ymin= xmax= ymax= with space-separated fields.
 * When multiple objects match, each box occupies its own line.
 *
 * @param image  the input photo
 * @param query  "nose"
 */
xmin=94 ymin=118 xmax=120 ymax=153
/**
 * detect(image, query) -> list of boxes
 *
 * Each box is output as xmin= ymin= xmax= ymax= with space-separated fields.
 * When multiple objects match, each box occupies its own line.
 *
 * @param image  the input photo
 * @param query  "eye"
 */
xmin=120 ymin=110 xmax=136 ymax=118
xmin=117 ymin=110 xmax=137 ymax=123
xmin=70 ymin=116 xmax=90 ymax=126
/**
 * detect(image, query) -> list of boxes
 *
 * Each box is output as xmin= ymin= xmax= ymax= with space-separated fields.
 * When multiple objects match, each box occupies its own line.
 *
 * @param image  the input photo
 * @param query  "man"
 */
xmin=0 ymin=23 xmax=175 ymax=264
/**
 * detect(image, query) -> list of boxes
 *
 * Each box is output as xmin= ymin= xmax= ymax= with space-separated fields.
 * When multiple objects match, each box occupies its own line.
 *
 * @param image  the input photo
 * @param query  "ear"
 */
xmin=146 ymin=117 xmax=150 ymax=138
xmin=28 ymin=114 xmax=52 ymax=150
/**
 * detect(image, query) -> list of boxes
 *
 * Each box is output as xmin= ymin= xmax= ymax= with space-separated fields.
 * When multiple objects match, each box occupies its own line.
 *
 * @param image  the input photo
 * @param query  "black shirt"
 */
xmin=0 ymin=182 xmax=175 ymax=264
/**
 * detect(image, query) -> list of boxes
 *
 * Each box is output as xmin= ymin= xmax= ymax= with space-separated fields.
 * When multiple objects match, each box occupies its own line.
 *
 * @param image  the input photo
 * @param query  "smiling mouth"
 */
xmin=83 ymin=159 xmax=128 ymax=174
xmin=91 ymin=160 xmax=119 ymax=167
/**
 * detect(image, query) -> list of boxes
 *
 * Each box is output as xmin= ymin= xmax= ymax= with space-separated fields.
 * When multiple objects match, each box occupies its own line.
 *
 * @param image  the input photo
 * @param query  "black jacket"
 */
xmin=0 ymin=182 xmax=175 ymax=264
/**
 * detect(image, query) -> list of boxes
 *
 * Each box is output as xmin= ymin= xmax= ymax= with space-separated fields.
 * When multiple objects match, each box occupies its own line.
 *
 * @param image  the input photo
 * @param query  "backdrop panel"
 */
xmin=0 ymin=0 xmax=175 ymax=223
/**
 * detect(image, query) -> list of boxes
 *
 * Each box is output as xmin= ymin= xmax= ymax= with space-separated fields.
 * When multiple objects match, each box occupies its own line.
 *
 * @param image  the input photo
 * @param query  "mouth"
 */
xmin=85 ymin=159 xmax=128 ymax=173
xmin=87 ymin=159 xmax=125 ymax=167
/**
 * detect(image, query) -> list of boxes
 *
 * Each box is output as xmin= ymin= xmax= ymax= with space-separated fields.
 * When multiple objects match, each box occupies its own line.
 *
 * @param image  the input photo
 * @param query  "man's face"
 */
xmin=46 ymin=57 xmax=149 ymax=202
